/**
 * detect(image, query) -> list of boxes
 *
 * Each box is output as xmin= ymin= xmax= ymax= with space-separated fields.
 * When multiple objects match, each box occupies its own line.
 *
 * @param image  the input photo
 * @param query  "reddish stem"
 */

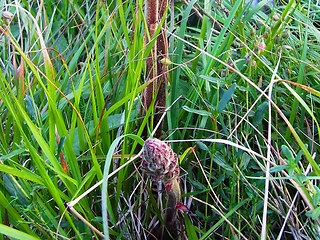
xmin=143 ymin=0 xmax=168 ymax=138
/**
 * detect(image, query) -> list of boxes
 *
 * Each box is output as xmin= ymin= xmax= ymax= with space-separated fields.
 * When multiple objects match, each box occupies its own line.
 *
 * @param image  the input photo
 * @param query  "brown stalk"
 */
xmin=143 ymin=0 xmax=169 ymax=138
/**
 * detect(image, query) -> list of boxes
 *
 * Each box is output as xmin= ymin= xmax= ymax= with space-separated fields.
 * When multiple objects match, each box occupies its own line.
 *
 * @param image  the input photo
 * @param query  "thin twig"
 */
xmin=68 ymin=206 xmax=104 ymax=238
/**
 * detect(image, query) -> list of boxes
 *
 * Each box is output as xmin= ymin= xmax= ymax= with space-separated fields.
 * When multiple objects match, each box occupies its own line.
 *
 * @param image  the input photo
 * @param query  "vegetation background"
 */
xmin=0 ymin=0 xmax=320 ymax=239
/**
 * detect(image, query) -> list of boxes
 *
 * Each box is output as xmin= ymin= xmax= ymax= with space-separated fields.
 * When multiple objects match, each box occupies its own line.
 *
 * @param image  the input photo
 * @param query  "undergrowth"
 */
xmin=0 ymin=0 xmax=320 ymax=239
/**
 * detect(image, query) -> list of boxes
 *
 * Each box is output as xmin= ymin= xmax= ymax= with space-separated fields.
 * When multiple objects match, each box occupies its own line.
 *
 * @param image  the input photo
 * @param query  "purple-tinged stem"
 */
xmin=142 ymin=138 xmax=182 ymax=239
xmin=143 ymin=0 xmax=169 ymax=138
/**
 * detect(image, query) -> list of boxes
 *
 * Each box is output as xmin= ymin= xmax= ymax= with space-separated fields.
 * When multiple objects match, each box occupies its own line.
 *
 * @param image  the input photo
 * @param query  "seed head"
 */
xmin=161 ymin=57 xmax=173 ymax=66
xmin=2 ymin=11 xmax=14 ymax=29
xmin=2 ymin=11 xmax=13 ymax=21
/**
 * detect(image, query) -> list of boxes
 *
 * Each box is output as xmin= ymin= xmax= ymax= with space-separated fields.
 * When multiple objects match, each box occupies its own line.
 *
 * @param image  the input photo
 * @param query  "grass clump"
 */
xmin=1 ymin=0 xmax=320 ymax=239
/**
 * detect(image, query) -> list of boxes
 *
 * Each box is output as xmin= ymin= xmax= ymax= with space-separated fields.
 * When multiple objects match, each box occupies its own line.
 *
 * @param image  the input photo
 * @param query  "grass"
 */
xmin=1 ymin=0 xmax=320 ymax=239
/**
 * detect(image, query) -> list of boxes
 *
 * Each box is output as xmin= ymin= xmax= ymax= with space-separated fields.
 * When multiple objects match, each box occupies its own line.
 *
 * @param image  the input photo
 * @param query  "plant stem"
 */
xmin=142 ymin=138 xmax=182 ymax=239
xmin=143 ymin=0 xmax=168 ymax=138
xmin=162 ymin=178 xmax=181 ymax=239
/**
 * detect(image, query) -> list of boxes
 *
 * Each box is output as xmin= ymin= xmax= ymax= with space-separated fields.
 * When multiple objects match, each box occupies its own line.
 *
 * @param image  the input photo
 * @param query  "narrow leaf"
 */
xmin=200 ymin=199 xmax=249 ymax=240
xmin=312 ymin=207 xmax=320 ymax=220
xmin=281 ymin=145 xmax=294 ymax=162
xmin=182 ymin=106 xmax=212 ymax=117
xmin=0 ymin=148 xmax=25 ymax=161
xmin=184 ymin=214 xmax=199 ymax=240
xmin=269 ymin=165 xmax=287 ymax=173
xmin=213 ymin=152 xmax=233 ymax=172
xmin=0 ymin=164 xmax=44 ymax=185
xmin=252 ymin=102 xmax=268 ymax=126
xmin=218 ymin=83 xmax=236 ymax=113
xmin=0 ymin=224 xmax=40 ymax=240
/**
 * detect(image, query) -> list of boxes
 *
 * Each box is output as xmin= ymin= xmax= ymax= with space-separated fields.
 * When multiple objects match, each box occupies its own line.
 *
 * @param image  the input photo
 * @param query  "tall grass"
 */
xmin=0 ymin=0 xmax=320 ymax=239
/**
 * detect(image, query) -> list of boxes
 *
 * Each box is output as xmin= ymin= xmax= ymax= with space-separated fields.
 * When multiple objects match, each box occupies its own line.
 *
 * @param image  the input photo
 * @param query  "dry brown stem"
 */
xmin=143 ymin=0 xmax=169 ymax=138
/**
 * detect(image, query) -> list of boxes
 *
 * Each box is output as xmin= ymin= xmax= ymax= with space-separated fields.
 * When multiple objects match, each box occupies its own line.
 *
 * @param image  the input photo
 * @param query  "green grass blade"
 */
xmin=0 ymin=191 xmax=35 ymax=236
xmin=0 ymin=224 xmax=40 ymax=240
xmin=199 ymin=199 xmax=249 ymax=240
xmin=170 ymin=0 xmax=197 ymax=133
xmin=184 ymin=213 xmax=199 ymax=240
xmin=203 ymin=0 xmax=243 ymax=75
xmin=285 ymin=24 xmax=308 ymax=140
xmin=102 ymin=134 xmax=144 ymax=238
xmin=0 ymin=164 xmax=44 ymax=185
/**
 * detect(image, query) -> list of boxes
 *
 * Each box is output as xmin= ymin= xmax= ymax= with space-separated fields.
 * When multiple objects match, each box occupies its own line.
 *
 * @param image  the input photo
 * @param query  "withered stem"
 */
xmin=143 ymin=0 xmax=168 ymax=138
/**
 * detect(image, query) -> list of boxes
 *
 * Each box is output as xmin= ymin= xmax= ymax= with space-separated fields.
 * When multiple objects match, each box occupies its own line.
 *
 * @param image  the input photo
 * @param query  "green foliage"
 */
xmin=0 ymin=0 xmax=320 ymax=239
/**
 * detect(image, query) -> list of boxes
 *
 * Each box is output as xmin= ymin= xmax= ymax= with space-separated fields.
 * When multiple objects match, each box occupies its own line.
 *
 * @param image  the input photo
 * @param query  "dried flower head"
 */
xmin=142 ymin=138 xmax=179 ymax=184
xmin=2 ymin=11 xmax=13 ymax=21
xmin=160 ymin=57 xmax=173 ymax=66
xmin=2 ymin=11 xmax=13 ymax=26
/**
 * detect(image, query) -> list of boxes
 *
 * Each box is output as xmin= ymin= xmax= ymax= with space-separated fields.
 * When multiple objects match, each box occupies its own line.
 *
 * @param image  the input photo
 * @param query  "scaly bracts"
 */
xmin=142 ymin=138 xmax=182 ymax=239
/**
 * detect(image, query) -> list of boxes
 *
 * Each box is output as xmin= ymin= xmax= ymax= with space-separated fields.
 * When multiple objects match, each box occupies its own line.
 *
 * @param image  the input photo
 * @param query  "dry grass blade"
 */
xmin=261 ymin=49 xmax=283 ymax=240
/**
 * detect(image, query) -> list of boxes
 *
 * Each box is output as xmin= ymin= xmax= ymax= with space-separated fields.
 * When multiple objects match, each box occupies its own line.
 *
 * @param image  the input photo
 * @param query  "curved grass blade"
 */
xmin=0 ymin=163 xmax=44 ymax=185
xmin=102 ymin=134 xmax=144 ymax=238
xmin=0 ymin=224 xmax=40 ymax=240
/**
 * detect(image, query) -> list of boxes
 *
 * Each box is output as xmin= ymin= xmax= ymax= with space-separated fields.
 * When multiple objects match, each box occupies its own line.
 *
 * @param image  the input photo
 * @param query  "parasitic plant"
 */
xmin=142 ymin=0 xmax=169 ymax=138
xmin=142 ymin=138 xmax=183 ymax=239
